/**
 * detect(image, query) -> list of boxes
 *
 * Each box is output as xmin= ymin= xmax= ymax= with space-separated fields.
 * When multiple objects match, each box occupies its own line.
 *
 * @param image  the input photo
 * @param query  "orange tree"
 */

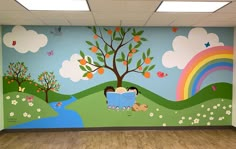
xmin=38 ymin=71 xmax=60 ymax=103
xmin=78 ymin=27 xmax=155 ymax=87
xmin=6 ymin=62 xmax=31 ymax=91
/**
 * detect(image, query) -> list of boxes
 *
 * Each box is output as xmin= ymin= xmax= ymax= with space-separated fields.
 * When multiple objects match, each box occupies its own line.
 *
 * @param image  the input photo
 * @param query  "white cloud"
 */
xmin=59 ymin=54 xmax=96 ymax=82
xmin=162 ymin=28 xmax=224 ymax=69
xmin=3 ymin=25 xmax=48 ymax=53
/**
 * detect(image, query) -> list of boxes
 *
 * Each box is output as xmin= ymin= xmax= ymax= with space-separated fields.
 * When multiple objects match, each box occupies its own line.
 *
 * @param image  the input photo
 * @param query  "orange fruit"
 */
xmin=97 ymin=68 xmax=104 ymax=75
xmin=144 ymin=58 xmax=151 ymax=64
xmin=115 ymin=27 xmax=120 ymax=32
xmin=107 ymin=30 xmax=112 ymax=35
xmin=133 ymin=35 xmax=140 ymax=42
xmin=123 ymin=61 xmax=127 ymax=65
xmin=8 ymin=81 xmax=11 ymax=84
xmin=91 ymin=46 xmax=98 ymax=53
xmin=93 ymin=34 xmax=98 ymax=39
xmin=79 ymin=59 xmax=87 ymax=65
xmin=128 ymin=53 xmax=132 ymax=57
xmin=138 ymin=66 xmax=142 ymax=70
xmin=131 ymin=48 xmax=136 ymax=53
xmin=144 ymin=72 xmax=150 ymax=78
xmin=87 ymin=72 xmax=93 ymax=79
xmin=105 ymin=54 xmax=110 ymax=58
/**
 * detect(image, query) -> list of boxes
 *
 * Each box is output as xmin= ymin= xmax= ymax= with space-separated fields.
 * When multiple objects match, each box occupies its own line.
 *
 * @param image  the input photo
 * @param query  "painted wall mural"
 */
xmin=1 ymin=25 xmax=233 ymax=129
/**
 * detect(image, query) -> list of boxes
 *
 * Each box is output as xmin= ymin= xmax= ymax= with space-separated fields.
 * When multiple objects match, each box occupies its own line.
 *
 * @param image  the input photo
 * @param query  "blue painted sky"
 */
xmin=1 ymin=26 xmax=234 ymax=101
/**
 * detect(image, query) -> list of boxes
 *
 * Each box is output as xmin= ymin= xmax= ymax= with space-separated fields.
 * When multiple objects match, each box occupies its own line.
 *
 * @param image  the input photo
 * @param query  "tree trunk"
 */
xmin=45 ymin=90 xmax=49 ymax=103
xmin=116 ymin=76 xmax=123 ymax=87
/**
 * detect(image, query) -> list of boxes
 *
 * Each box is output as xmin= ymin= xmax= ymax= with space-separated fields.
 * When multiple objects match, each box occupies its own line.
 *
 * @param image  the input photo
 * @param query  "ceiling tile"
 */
xmin=88 ymin=0 xmax=160 ymax=12
xmin=171 ymin=13 xmax=210 ymax=26
xmin=0 ymin=0 xmax=26 ymax=11
xmin=145 ymin=13 xmax=176 ymax=26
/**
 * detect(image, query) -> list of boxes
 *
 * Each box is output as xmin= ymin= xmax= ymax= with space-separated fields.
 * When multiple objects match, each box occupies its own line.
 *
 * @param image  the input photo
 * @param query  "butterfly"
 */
xmin=47 ymin=50 xmax=54 ymax=56
xmin=19 ymin=86 xmax=25 ymax=92
xmin=172 ymin=27 xmax=178 ymax=33
xmin=211 ymin=85 xmax=216 ymax=91
xmin=51 ymin=26 xmax=62 ymax=36
xmin=56 ymin=102 xmax=62 ymax=107
xmin=157 ymin=71 xmax=168 ymax=78
xmin=205 ymin=42 xmax=210 ymax=48
xmin=26 ymin=96 xmax=34 ymax=102
xmin=12 ymin=40 xmax=16 ymax=46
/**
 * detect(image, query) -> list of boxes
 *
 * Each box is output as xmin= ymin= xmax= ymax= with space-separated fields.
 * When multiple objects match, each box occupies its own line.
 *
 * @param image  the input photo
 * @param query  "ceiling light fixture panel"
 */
xmin=156 ymin=1 xmax=230 ymax=13
xmin=16 ymin=0 xmax=90 ymax=11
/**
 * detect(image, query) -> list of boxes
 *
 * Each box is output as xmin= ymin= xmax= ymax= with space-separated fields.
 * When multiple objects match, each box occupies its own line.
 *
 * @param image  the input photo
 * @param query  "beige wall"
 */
xmin=233 ymin=27 xmax=236 ymax=127
xmin=0 ymin=26 xmax=3 ymax=130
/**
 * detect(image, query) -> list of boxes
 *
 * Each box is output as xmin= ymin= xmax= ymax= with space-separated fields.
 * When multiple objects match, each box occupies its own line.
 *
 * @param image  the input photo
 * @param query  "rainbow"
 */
xmin=176 ymin=46 xmax=233 ymax=101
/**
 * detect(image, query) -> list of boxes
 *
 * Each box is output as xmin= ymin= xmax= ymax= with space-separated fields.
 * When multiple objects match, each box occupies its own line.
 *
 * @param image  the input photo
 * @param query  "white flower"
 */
xmin=217 ymin=104 xmax=220 ymax=107
xmin=213 ymin=106 xmax=217 ymax=109
xmin=226 ymin=110 xmax=231 ymax=115
xmin=203 ymin=114 xmax=207 ymax=118
xmin=156 ymin=108 xmax=159 ymax=111
xmin=22 ymin=98 xmax=26 ymax=102
xmin=23 ymin=112 xmax=28 ymax=117
xmin=188 ymin=117 xmax=192 ymax=120
xmin=38 ymin=116 xmax=41 ymax=119
xmin=163 ymin=123 xmax=166 ymax=126
xmin=10 ymin=112 xmax=14 ymax=117
xmin=159 ymin=115 xmax=163 ymax=119
xmin=218 ymin=117 xmax=223 ymax=121
xmin=179 ymin=120 xmax=183 ymax=124
xmin=181 ymin=116 xmax=185 ymax=120
xmin=191 ymin=122 xmax=194 ymax=125
xmin=197 ymin=113 xmax=201 ymax=117
xmin=207 ymin=108 xmax=210 ymax=111
xmin=194 ymin=118 xmax=199 ymax=124
xmin=6 ymin=96 xmax=10 ymax=100
xmin=149 ymin=112 xmax=154 ymax=117
xmin=27 ymin=114 xmax=31 ymax=118
xmin=16 ymin=95 xmax=20 ymax=98
xmin=201 ymin=105 xmax=204 ymax=108
xmin=28 ymin=102 xmax=34 ymax=107
xmin=229 ymin=105 xmax=232 ymax=108
xmin=37 ymin=108 xmax=41 ymax=112
xmin=221 ymin=99 xmax=224 ymax=102
xmin=223 ymin=106 xmax=226 ymax=110
xmin=210 ymin=112 xmax=214 ymax=115
xmin=209 ymin=117 xmax=214 ymax=120
xmin=207 ymin=122 xmax=211 ymax=126
xmin=222 ymin=117 xmax=225 ymax=120
xmin=11 ymin=100 xmax=18 ymax=105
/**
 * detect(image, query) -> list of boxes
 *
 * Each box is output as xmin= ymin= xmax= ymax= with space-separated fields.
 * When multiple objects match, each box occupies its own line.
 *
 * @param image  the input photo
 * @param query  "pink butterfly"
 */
xmin=47 ymin=50 xmax=54 ymax=56
xmin=211 ymin=85 xmax=216 ymax=91
xmin=26 ymin=96 xmax=34 ymax=102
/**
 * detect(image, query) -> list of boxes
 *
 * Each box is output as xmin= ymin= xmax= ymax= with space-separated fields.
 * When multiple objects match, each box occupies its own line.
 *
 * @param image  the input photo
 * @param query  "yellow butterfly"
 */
xmin=19 ymin=86 xmax=25 ymax=92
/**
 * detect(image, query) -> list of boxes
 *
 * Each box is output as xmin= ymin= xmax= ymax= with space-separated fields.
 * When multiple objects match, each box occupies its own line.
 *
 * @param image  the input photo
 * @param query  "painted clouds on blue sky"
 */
xmin=59 ymin=54 xmax=96 ymax=82
xmin=162 ymin=28 xmax=224 ymax=69
xmin=3 ymin=26 xmax=48 ymax=53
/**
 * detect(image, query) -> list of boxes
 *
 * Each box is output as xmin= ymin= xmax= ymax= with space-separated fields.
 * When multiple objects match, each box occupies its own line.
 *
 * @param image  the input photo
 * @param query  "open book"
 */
xmin=106 ymin=92 xmax=136 ymax=108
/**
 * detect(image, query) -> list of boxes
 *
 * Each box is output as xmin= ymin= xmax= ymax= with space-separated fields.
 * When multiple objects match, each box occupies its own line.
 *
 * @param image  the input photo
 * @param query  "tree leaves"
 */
xmin=80 ymin=51 xmax=85 ymax=58
xmin=86 ymin=41 xmax=93 ymax=46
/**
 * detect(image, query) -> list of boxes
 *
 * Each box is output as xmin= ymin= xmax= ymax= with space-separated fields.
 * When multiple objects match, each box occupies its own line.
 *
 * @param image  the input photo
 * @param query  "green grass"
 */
xmin=72 ymin=81 xmax=232 ymax=110
xmin=66 ymin=91 xmax=232 ymax=127
xmin=3 ymin=76 xmax=70 ymax=103
xmin=4 ymin=92 xmax=58 ymax=128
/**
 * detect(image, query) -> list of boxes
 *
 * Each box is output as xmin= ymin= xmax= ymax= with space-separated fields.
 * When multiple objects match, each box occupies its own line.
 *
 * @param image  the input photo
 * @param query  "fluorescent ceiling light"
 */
xmin=16 ymin=0 xmax=90 ymax=11
xmin=156 ymin=1 xmax=230 ymax=12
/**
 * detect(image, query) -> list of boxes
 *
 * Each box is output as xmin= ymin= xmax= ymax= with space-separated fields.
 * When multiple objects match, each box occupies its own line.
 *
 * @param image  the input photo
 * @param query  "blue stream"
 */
xmin=10 ymin=96 xmax=83 ymax=129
